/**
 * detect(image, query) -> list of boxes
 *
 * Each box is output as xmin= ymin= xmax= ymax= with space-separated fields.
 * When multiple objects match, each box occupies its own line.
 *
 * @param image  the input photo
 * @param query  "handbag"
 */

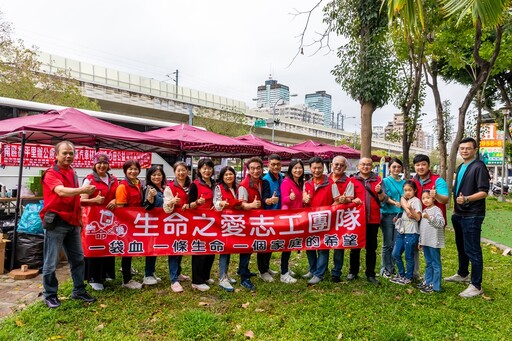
xmin=43 ymin=211 xmax=60 ymax=231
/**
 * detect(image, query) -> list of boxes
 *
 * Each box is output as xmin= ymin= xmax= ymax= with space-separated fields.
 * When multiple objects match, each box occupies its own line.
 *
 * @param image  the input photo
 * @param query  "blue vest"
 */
xmin=262 ymin=172 xmax=283 ymax=210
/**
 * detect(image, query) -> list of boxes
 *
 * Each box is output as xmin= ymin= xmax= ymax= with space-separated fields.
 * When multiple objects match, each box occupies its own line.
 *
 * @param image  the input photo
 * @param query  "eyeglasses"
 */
xmin=332 ymin=163 xmax=346 ymax=167
xmin=360 ymin=163 xmax=373 ymax=167
xmin=459 ymin=147 xmax=474 ymax=151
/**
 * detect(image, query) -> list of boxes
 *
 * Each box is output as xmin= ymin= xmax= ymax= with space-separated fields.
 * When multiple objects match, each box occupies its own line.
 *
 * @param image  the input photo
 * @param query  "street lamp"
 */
xmin=338 ymin=111 xmax=356 ymax=130
xmin=271 ymin=94 xmax=297 ymax=142
xmin=498 ymin=107 xmax=510 ymax=202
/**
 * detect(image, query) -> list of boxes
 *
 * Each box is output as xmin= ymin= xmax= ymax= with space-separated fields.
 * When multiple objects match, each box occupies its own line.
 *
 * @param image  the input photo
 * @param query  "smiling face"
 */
xmin=422 ymin=191 xmax=434 ymax=207
xmin=199 ymin=164 xmax=213 ymax=180
xmin=459 ymin=141 xmax=477 ymax=162
xmin=291 ymin=163 xmax=304 ymax=181
xmin=358 ymin=158 xmax=373 ymax=177
xmin=223 ymin=169 xmax=235 ymax=187
xmin=331 ymin=156 xmax=347 ymax=177
xmin=403 ymin=183 xmax=416 ymax=199
xmin=389 ymin=161 xmax=402 ymax=177
xmin=248 ymin=161 xmax=262 ymax=180
xmin=94 ymin=161 xmax=109 ymax=177
xmin=268 ymin=159 xmax=282 ymax=177
xmin=174 ymin=165 xmax=188 ymax=182
xmin=310 ymin=162 xmax=324 ymax=179
xmin=150 ymin=169 xmax=163 ymax=187
xmin=414 ymin=161 xmax=430 ymax=179
xmin=126 ymin=165 xmax=140 ymax=181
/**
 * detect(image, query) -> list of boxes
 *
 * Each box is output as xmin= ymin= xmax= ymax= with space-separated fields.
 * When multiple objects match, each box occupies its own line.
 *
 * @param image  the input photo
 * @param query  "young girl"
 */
xmin=213 ymin=166 xmax=243 ymax=292
xmin=391 ymin=180 xmax=422 ymax=285
xmin=418 ymin=190 xmax=445 ymax=293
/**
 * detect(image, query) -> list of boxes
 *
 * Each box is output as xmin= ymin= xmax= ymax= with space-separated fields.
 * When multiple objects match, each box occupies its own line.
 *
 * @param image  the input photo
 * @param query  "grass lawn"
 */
xmin=480 ymin=196 xmax=512 ymax=247
xmin=1 ymin=198 xmax=511 ymax=340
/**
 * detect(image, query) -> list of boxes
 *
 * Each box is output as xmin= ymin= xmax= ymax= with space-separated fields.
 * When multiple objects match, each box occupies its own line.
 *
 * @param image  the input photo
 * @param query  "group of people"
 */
xmin=39 ymin=137 xmax=490 ymax=308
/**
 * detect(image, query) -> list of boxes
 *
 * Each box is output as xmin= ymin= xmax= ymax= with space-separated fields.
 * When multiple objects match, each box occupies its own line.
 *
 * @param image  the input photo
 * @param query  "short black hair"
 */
xmin=308 ymin=156 xmax=324 ymax=166
xmin=246 ymin=157 xmax=263 ymax=169
xmin=460 ymin=137 xmax=477 ymax=149
xmin=122 ymin=159 xmax=141 ymax=174
xmin=268 ymin=154 xmax=281 ymax=161
xmin=413 ymin=154 xmax=430 ymax=165
xmin=389 ymin=157 xmax=403 ymax=168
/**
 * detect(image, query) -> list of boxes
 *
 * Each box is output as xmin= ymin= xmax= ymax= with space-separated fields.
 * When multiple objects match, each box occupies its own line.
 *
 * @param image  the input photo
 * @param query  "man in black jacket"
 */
xmin=446 ymin=137 xmax=490 ymax=298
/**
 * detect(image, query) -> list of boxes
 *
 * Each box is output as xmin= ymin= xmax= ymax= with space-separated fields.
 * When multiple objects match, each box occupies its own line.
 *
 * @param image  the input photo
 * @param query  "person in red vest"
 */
xmin=188 ymin=158 xmax=216 ymax=292
xmin=303 ymin=156 xmax=337 ymax=285
xmin=40 ymin=140 xmax=96 ymax=308
xmin=348 ymin=157 xmax=386 ymax=285
xmin=213 ymin=166 xmax=243 ymax=292
xmin=406 ymin=154 xmax=449 ymax=280
xmin=329 ymin=155 xmax=356 ymax=283
xmin=237 ymin=156 xmax=264 ymax=291
xmin=80 ymin=152 xmax=118 ymax=291
xmin=163 ymin=161 xmax=192 ymax=293
xmin=115 ymin=159 xmax=144 ymax=290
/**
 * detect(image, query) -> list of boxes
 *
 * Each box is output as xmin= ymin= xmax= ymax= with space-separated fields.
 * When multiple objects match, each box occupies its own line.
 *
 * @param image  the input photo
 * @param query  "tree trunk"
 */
xmin=428 ymin=62 xmax=447 ymax=179
xmin=360 ymin=101 xmax=376 ymax=158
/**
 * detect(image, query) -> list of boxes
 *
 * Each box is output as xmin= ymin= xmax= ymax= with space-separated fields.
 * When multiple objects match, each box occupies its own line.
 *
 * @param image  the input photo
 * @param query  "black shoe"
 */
xmin=43 ymin=296 xmax=61 ymax=308
xmin=331 ymin=276 xmax=341 ymax=283
xmin=71 ymin=292 xmax=97 ymax=303
xmin=367 ymin=276 xmax=380 ymax=285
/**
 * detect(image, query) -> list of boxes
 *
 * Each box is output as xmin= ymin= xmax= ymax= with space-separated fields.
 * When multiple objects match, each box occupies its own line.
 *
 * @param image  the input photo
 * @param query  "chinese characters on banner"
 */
xmin=81 ymin=203 xmax=366 ymax=257
xmin=480 ymin=123 xmax=504 ymax=165
xmin=0 ymin=142 xmax=152 ymax=168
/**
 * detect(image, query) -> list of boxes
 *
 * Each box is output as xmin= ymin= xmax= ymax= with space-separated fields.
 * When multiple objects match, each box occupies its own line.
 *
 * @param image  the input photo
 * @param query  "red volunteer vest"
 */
xmin=119 ymin=179 xmax=142 ymax=207
xmin=193 ymin=178 xmax=214 ymax=209
xmin=85 ymin=172 xmax=119 ymax=206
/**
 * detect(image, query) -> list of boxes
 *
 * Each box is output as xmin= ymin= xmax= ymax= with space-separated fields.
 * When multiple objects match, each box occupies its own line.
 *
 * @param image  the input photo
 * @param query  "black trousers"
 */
xmin=85 ymin=256 xmax=115 ymax=283
xmin=349 ymin=223 xmax=379 ymax=278
xmin=121 ymin=257 xmax=132 ymax=284
xmin=257 ymin=252 xmax=272 ymax=274
xmin=191 ymin=255 xmax=215 ymax=285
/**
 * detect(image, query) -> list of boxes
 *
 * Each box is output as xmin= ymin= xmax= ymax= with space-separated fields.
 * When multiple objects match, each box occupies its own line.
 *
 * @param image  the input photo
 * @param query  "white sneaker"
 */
xmin=191 ymin=283 xmax=210 ymax=292
xmin=153 ymin=274 xmax=162 ymax=283
xmin=445 ymin=273 xmax=470 ymax=283
xmin=228 ymin=276 xmax=237 ymax=284
xmin=268 ymin=268 xmax=279 ymax=276
xmin=307 ymin=275 xmax=322 ymax=285
xmin=289 ymin=270 xmax=296 ymax=277
xmin=178 ymin=274 xmax=191 ymax=281
xmin=122 ymin=280 xmax=142 ymax=290
xmin=219 ymin=278 xmax=234 ymax=292
xmin=143 ymin=276 xmax=158 ymax=285
xmin=171 ymin=281 xmax=184 ymax=293
xmin=302 ymin=272 xmax=313 ymax=279
xmin=459 ymin=284 xmax=483 ymax=298
xmin=206 ymin=278 xmax=215 ymax=285
xmin=90 ymin=282 xmax=104 ymax=291
xmin=280 ymin=272 xmax=297 ymax=284
xmin=260 ymin=272 xmax=274 ymax=282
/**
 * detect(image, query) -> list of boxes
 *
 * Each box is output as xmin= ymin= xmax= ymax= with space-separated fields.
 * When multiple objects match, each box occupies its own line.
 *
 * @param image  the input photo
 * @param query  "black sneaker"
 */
xmin=367 ymin=276 xmax=380 ymax=285
xmin=71 ymin=292 xmax=97 ymax=303
xmin=415 ymin=281 xmax=427 ymax=289
xmin=241 ymin=279 xmax=256 ymax=291
xmin=43 ymin=296 xmax=61 ymax=308
xmin=331 ymin=276 xmax=341 ymax=283
xmin=420 ymin=285 xmax=434 ymax=294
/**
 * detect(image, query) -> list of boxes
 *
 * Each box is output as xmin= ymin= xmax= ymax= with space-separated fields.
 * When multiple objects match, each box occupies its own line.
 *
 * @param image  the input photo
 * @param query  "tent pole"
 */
xmin=10 ymin=132 xmax=26 ymax=271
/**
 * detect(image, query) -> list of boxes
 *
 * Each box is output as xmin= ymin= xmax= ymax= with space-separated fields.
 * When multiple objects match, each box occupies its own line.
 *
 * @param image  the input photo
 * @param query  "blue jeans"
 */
xmin=219 ymin=254 xmax=230 ymax=279
xmin=167 ymin=255 xmax=182 ymax=283
xmin=380 ymin=213 xmax=397 ymax=274
xmin=306 ymin=250 xmax=329 ymax=278
xmin=42 ymin=221 xmax=86 ymax=298
xmin=392 ymin=233 xmax=419 ymax=279
xmin=238 ymin=253 xmax=252 ymax=281
xmin=423 ymin=246 xmax=442 ymax=291
xmin=452 ymin=214 xmax=485 ymax=289
xmin=331 ymin=249 xmax=345 ymax=277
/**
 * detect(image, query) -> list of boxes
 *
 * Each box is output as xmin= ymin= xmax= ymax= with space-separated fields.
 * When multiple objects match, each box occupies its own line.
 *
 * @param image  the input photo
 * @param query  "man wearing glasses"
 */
xmin=447 ymin=137 xmax=490 ymax=298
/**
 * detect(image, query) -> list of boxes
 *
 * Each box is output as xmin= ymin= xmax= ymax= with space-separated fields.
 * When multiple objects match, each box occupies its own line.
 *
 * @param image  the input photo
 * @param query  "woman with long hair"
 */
xmin=188 ymin=158 xmax=216 ymax=291
xmin=213 ymin=166 xmax=243 ymax=292
xmin=80 ymin=153 xmax=118 ymax=291
xmin=279 ymin=159 xmax=306 ymax=284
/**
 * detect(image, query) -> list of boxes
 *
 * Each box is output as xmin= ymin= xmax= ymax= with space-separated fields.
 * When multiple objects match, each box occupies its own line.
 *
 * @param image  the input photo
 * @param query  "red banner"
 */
xmin=81 ymin=204 xmax=366 ymax=257
xmin=0 ymin=142 xmax=152 ymax=168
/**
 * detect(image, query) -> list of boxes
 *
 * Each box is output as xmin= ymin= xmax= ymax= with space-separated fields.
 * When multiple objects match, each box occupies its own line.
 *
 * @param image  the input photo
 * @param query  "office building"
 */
xmin=305 ymin=91 xmax=332 ymax=127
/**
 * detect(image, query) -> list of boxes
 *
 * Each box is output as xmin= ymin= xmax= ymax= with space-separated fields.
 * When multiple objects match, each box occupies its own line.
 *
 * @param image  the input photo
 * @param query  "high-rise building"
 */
xmin=384 ymin=113 xmax=426 ymax=149
xmin=305 ymin=91 xmax=332 ymax=127
xmin=256 ymin=77 xmax=291 ymax=108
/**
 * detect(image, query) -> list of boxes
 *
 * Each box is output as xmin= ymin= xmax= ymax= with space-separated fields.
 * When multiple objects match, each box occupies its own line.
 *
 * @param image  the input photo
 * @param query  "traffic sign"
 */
xmin=254 ymin=119 xmax=267 ymax=127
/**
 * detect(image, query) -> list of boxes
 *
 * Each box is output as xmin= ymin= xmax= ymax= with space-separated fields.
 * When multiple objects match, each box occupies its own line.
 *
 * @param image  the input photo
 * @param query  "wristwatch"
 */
xmin=463 ymin=196 xmax=470 ymax=204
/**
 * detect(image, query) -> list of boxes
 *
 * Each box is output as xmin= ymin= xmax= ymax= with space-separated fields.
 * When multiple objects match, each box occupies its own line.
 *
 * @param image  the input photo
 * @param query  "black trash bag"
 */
xmin=14 ymin=232 xmax=44 ymax=270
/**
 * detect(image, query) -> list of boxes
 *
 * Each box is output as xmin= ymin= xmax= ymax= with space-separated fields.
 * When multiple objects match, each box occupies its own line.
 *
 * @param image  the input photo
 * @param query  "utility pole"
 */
xmin=339 ymin=111 xmax=356 ymax=131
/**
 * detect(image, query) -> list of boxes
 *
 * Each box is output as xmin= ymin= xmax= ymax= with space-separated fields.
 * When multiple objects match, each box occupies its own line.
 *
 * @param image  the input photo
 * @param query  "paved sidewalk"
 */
xmin=0 ymin=262 xmax=70 ymax=319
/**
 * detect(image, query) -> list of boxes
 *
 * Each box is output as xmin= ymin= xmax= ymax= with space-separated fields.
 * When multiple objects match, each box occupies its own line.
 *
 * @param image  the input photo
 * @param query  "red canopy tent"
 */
xmin=235 ymin=134 xmax=312 ymax=160
xmin=0 ymin=108 xmax=178 ymax=152
xmin=291 ymin=140 xmax=360 ymax=160
xmin=143 ymin=124 xmax=264 ymax=158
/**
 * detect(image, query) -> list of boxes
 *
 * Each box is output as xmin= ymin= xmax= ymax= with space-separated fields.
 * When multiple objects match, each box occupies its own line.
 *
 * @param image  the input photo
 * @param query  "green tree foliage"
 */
xmin=325 ymin=0 xmax=395 ymax=157
xmin=193 ymin=108 xmax=249 ymax=137
xmin=0 ymin=15 xmax=100 ymax=110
